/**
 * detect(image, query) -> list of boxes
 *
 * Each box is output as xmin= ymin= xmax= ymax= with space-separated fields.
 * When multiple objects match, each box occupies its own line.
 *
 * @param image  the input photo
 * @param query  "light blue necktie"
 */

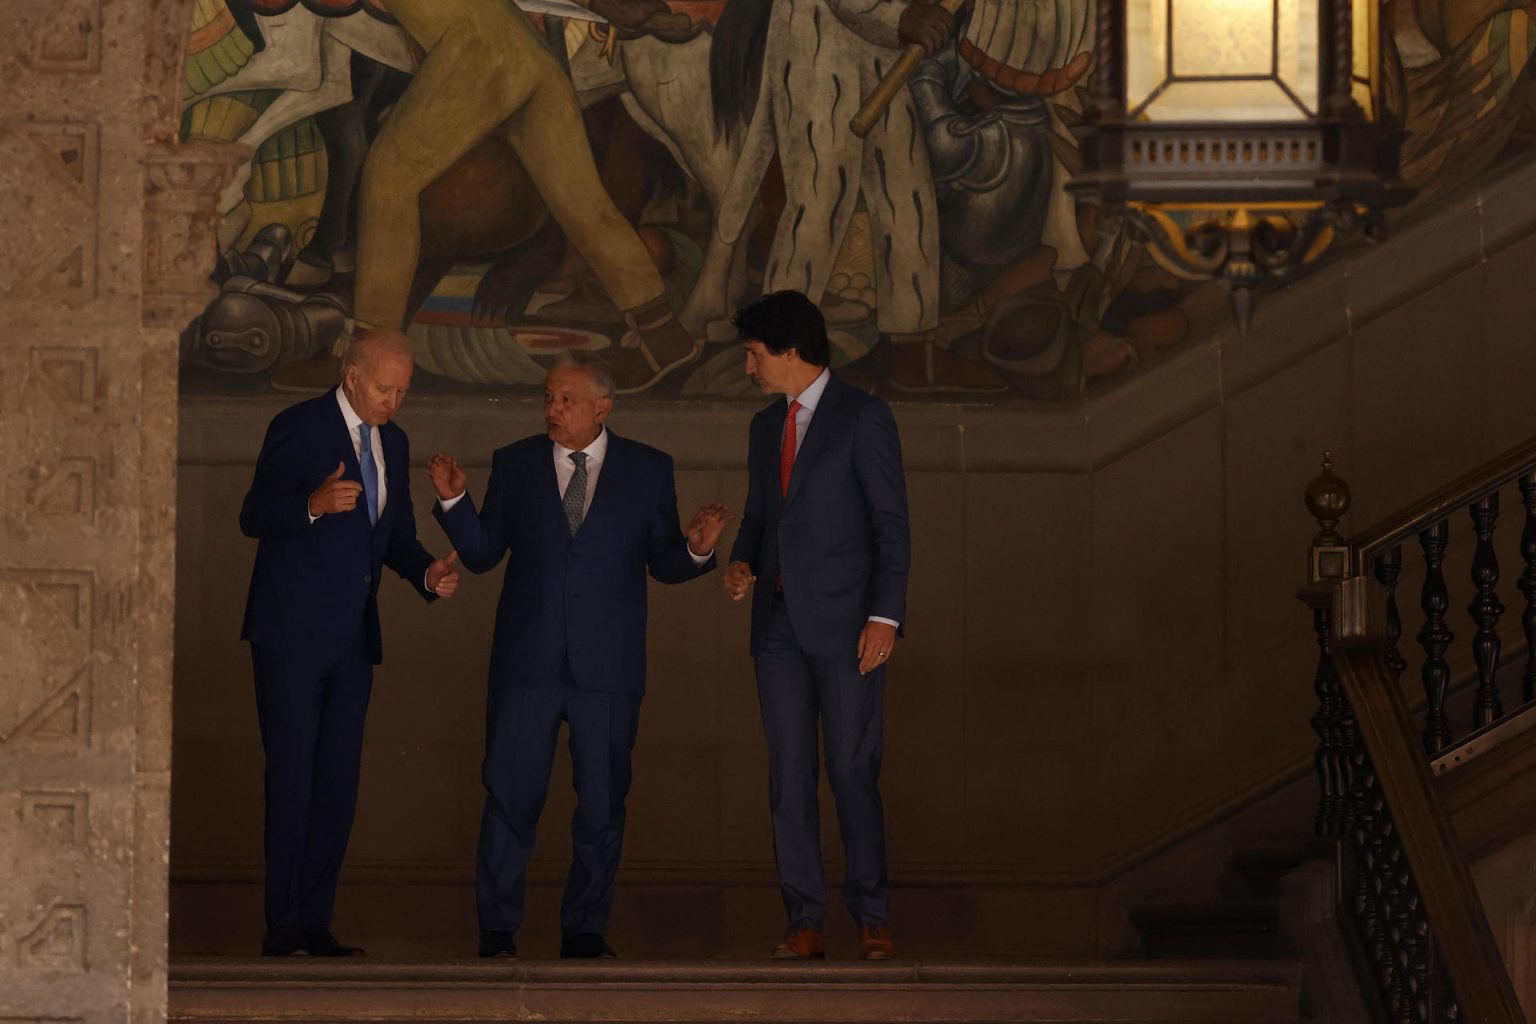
xmin=358 ymin=423 xmax=379 ymax=526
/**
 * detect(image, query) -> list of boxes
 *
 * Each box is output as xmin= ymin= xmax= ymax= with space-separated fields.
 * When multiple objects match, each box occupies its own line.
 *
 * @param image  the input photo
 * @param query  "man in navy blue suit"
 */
xmin=240 ymin=329 xmax=461 ymax=956
xmin=724 ymin=291 xmax=911 ymax=961
xmin=426 ymin=351 xmax=729 ymax=959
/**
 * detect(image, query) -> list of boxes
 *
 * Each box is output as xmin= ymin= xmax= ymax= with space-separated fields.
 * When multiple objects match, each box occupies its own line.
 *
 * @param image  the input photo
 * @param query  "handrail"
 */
xmin=1348 ymin=435 xmax=1536 ymax=570
xmin=1304 ymin=442 xmax=1536 ymax=1024
xmin=1327 ymin=638 xmax=1525 ymax=1024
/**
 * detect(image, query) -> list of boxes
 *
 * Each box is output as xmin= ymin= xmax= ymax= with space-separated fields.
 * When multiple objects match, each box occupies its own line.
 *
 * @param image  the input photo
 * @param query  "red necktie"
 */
xmin=780 ymin=399 xmax=801 ymax=498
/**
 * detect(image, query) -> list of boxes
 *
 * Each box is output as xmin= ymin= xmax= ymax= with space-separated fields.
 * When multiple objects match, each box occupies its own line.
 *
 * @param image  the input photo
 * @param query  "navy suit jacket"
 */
xmin=434 ymin=431 xmax=714 ymax=695
xmin=729 ymin=374 xmax=911 ymax=658
xmin=240 ymin=390 xmax=437 ymax=665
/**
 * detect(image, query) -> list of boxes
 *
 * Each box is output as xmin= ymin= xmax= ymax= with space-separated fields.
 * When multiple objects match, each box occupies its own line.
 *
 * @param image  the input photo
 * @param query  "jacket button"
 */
xmin=363 ymin=574 xmax=372 ymax=584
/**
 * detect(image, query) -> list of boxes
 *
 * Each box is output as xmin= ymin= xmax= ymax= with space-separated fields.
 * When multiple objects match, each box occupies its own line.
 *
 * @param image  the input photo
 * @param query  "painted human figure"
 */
xmin=911 ymin=0 xmax=1093 ymax=301
xmin=714 ymin=0 xmax=1000 ymax=391
xmin=354 ymin=0 xmax=701 ymax=393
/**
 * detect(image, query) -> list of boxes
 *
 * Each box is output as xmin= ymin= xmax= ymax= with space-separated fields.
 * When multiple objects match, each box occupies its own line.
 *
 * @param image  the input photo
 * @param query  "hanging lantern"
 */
xmin=1069 ymin=0 xmax=1412 ymax=330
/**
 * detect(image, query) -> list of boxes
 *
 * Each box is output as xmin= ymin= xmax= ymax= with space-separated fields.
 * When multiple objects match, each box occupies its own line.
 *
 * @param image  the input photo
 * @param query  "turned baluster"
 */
xmin=1375 ymin=545 xmax=1407 ymax=677
xmin=1417 ymin=521 xmax=1454 ymax=752
xmin=1519 ymin=472 xmax=1536 ymax=703
xmin=1310 ymin=606 xmax=1346 ymax=837
xmin=1306 ymin=453 xmax=1353 ymax=836
xmin=1469 ymin=494 xmax=1504 ymax=728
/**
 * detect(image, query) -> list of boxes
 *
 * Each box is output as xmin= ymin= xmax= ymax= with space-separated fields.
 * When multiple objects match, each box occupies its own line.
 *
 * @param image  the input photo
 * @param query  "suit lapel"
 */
xmin=327 ymin=392 xmax=374 ymax=530
xmin=783 ymin=375 xmax=841 ymax=508
xmin=539 ymin=440 xmax=569 ymax=540
xmin=329 ymin=391 xmax=364 ymax=482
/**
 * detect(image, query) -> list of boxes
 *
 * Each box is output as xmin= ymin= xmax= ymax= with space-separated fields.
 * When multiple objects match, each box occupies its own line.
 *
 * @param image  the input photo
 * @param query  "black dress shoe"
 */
xmin=303 ymin=929 xmax=364 ymax=956
xmin=260 ymin=927 xmax=308 ymax=956
xmin=478 ymin=930 xmax=518 ymax=958
xmin=560 ymin=933 xmax=616 ymax=959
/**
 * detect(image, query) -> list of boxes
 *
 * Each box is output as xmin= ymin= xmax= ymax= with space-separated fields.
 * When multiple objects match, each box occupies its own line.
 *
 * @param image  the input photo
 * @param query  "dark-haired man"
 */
xmin=240 ymin=329 xmax=461 ymax=956
xmin=724 ymin=290 xmax=911 ymax=960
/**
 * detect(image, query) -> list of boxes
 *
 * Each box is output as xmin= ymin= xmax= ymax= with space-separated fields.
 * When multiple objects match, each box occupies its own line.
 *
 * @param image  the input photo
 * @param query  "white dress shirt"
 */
xmin=309 ymin=387 xmax=386 ymax=524
xmin=440 ymin=428 xmax=711 ymax=564
xmin=784 ymin=368 xmax=899 ymax=630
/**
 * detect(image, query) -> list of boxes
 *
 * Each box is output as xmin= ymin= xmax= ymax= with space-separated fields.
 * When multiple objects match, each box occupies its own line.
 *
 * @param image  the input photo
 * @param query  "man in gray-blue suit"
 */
xmin=725 ymin=290 xmax=911 ymax=961
xmin=428 ymin=351 xmax=729 ymax=961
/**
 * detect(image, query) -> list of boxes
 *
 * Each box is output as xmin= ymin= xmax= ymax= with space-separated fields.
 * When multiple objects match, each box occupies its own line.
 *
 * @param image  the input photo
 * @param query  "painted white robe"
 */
xmin=717 ymin=0 xmax=940 ymax=333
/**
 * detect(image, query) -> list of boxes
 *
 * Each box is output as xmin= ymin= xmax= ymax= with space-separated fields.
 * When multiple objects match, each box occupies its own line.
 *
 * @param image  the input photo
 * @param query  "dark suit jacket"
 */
xmin=730 ymin=374 xmax=911 ymax=658
xmin=434 ymin=431 xmax=714 ymax=695
xmin=240 ymin=390 xmax=436 ymax=665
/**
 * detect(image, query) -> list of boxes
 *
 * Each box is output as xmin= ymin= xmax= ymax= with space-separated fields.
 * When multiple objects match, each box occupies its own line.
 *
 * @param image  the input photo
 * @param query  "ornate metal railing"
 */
xmin=1301 ymin=447 xmax=1531 ymax=1024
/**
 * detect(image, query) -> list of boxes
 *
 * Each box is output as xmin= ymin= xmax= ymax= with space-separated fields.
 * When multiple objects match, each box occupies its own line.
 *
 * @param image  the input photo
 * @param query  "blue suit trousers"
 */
xmin=475 ymin=668 xmax=643 ymax=937
xmin=755 ymin=594 xmax=888 ymax=929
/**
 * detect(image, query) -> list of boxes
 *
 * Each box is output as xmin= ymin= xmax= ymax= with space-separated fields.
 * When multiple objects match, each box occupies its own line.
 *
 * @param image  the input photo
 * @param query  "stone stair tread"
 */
xmin=170 ymin=957 xmax=1304 ymax=1023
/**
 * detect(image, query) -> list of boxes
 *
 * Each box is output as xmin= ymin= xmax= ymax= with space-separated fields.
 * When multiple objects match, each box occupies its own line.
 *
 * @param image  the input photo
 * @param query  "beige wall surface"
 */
xmin=170 ymin=159 xmax=1536 ymax=957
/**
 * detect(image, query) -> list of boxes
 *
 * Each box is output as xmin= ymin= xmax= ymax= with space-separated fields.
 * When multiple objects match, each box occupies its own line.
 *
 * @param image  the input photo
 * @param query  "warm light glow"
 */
xmin=1172 ymin=0 xmax=1270 ymax=77
xmin=1139 ymin=80 xmax=1307 ymax=122
xmin=1351 ymin=0 xmax=1377 ymax=118
xmin=1127 ymin=0 xmax=1322 ymax=121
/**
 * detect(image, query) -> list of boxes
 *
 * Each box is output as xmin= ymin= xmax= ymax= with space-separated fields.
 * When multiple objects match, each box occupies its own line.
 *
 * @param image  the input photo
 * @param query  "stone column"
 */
xmin=0 ymin=3 xmax=242 ymax=1024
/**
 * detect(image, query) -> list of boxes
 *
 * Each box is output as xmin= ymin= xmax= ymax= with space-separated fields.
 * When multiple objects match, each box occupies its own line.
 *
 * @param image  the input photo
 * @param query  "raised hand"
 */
xmin=427 ymin=453 xmax=467 ymax=502
xmin=897 ymin=1 xmax=952 ymax=54
xmin=309 ymin=461 xmax=363 ymax=517
xmin=686 ymin=502 xmax=732 ymax=557
xmin=427 ymin=550 xmax=460 ymax=598
xmin=856 ymin=620 xmax=898 ymax=675
xmin=724 ymin=560 xmax=756 ymax=601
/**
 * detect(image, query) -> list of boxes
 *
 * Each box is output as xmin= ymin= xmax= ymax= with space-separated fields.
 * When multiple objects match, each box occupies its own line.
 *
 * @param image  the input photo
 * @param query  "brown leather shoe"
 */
xmin=771 ymin=926 xmax=825 ymax=960
xmin=859 ymin=924 xmax=896 ymax=960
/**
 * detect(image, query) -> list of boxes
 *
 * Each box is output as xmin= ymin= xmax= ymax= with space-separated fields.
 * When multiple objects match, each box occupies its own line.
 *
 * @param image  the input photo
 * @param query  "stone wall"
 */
xmin=1 ymin=2 xmax=236 ymax=1023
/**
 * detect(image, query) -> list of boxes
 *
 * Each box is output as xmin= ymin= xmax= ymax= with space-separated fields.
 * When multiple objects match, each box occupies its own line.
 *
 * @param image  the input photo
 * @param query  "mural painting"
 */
xmin=177 ymin=0 xmax=1536 ymax=401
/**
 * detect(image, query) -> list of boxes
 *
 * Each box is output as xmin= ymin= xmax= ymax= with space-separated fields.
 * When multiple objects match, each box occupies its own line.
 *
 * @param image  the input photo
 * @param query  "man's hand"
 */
xmin=724 ymin=560 xmax=756 ymax=601
xmin=687 ymin=502 xmax=732 ymax=557
xmin=857 ymin=620 xmax=898 ymax=675
xmin=897 ymin=1 xmax=952 ymax=54
xmin=427 ymin=453 xmax=467 ymax=502
xmin=427 ymin=550 xmax=460 ymax=599
xmin=310 ymin=461 xmax=363 ymax=518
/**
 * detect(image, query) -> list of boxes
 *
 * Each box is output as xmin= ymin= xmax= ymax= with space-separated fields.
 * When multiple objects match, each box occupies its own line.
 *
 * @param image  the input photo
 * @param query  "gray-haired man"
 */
xmin=427 ymin=352 xmax=730 ymax=958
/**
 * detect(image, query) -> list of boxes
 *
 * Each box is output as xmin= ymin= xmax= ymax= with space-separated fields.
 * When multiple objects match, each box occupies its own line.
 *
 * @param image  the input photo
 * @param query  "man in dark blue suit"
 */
xmin=240 ymin=329 xmax=461 ymax=956
xmin=724 ymin=291 xmax=911 ymax=961
xmin=426 ymin=351 xmax=729 ymax=959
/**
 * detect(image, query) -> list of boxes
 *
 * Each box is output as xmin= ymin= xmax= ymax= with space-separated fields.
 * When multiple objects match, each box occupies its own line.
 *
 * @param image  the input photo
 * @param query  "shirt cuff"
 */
xmin=868 ymin=616 xmax=900 ymax=628
xmin=438 ymin=491 xmax=466 ymax=513
xmin=688 ymin=546 xmax=714 ymax=567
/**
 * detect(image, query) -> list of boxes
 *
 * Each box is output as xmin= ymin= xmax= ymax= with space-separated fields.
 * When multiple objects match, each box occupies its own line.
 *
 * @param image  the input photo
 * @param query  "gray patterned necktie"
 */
xmin=563 ymin=451 xmax=588 ymax=537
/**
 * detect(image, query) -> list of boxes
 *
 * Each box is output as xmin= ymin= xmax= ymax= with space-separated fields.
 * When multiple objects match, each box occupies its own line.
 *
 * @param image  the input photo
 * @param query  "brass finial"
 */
xmin=1305 ymin=450 xmax=1351 ymax=547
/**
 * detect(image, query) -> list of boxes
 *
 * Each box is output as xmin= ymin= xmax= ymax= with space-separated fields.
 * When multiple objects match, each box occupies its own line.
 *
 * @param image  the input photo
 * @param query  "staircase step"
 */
xmin=1128 ymin=901 xmax=1281 ymax=958
xmin=170 ymin=958 xmax=1303 ymax=1024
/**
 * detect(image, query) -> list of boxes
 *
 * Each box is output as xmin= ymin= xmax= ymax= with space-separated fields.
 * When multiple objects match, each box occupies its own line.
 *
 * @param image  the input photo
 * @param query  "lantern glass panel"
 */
xmin=1138 ymin=79 xmax=1307 ymax=122
xmin=1127 ymin=0 xmax=1321 ymax=121
xmin=1171 ymin=0 xmax=1270 ymax=77
xmin=1352 ymin=0 xmax=1377 ymax=118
